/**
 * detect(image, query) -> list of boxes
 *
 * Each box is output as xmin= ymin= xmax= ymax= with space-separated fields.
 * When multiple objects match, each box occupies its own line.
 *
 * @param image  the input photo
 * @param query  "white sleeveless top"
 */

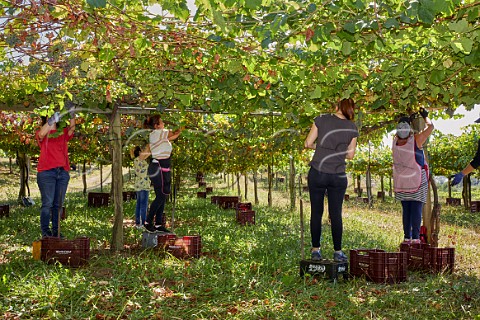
xmin=392 ymin=136 xmax=422 ymax=192
xmin=150 ymin=129 xmax=172 ymax=159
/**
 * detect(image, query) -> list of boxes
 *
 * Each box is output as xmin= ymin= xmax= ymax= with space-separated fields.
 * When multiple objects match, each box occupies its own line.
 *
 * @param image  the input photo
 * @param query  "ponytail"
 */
xmin=338 ymin=98 xmax=355 ymax=120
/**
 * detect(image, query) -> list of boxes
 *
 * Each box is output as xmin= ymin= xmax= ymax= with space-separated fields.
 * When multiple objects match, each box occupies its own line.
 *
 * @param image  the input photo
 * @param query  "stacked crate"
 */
xmin=350 ymin=249 xmax=407 ymax=284
xmin=236 ymin=202 xmax=255 ymax=225
xmin=399 ymin=243 xmax=455 ymax=273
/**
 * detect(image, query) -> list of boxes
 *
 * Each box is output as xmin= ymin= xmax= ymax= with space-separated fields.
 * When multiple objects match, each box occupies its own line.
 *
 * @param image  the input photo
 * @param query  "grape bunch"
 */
xmin=47 ymin=70 xmax=62 ymax=86
xmin=6 ymin=34 xmax=21 ymax=47
xmin=28 ymin=63 xmax=41 ymax=76
xmin=47 ymin=43 xmax=65 ymax=61
xmin=63 ymin=56 xmax=82 ymax=73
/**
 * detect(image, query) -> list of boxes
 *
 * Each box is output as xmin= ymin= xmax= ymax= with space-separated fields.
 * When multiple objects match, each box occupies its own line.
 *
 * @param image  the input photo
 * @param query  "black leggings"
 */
xmin=308 ymin=167 xmax=347 ymax=251
xmin=146 ymin=158 xmax=171 ymax=225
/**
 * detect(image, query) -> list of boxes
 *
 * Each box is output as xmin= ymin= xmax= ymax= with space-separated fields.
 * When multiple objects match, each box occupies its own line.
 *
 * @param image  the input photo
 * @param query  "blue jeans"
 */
xmin=135 ymin=190 xmax=149 ymax=225
xmin=401 ymin=201 xmax=423 ymax=240
xmin=308 ymin=167 xmax=348 ymax=251
xmin=37 ymin=168 xmax=70 ymax=236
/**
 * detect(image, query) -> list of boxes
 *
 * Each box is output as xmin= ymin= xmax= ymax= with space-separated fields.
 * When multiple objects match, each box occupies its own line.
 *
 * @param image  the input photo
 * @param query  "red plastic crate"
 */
xmin=471 ymin=200 xmax=480 ymax=213
xmin=423 ymin=247 xmax=455 ymax=273
xmin=167 ymin=235 xmax=202 ymax=259
xmin=237 ymin=210 xmax=255 ymax=225
xmin=198 ymin=181 xmax=207 ymax=187
xmin=157 ymin=234 xmax=177 ymax=249
xmin=197 ymin=191 xmax=207 ymax=198
xmin=400 ymin=242 xmax=431 ymax=270
xmin=87 ymin=192 xmax=110 ymax=207
xmin=122 ymin=191 xmax=137 ymax=201
xmin=446 ymin=198 xmax=461 ymax=206
xmin=220 ymin=196 xmax=240 ymax=209
xmin=0 ymin=204 xmax=10 ymax=218
xmin=211 ymin=196 xmax=219 ymax=204
xmin=349 ymin=249 xmax=385 ymax=277
xmin=40 ymin=237 xmax=90 ymax=267
xmin=206 ymin=187 xmax=213 ymax=194
xmin=367 ymin=251 xmax=407 ymax=284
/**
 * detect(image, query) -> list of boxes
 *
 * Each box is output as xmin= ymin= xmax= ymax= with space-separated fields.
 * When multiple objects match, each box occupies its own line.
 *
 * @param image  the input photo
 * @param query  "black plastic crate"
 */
xmin=299 ymin=259 xmax=349 ymax=281
xmin=0 ymin=204 xmax=10 ymax=218
xmin=87 ymin=192 xmax=110 ymax=207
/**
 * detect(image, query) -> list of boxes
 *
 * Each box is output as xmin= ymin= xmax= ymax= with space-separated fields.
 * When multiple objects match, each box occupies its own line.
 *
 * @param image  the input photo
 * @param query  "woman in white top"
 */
xmin=143 ymin=115 xmax=183 ymax=233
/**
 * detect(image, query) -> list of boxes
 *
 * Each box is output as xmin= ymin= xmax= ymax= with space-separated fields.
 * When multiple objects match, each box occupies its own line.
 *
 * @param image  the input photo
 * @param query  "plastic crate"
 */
xmin=157 ymin=233 xmax=177 ymax=249
xmin=471 ymin=200 xmax=480 ymax=213
xmin=400 ymin=242 xmax=431 ymax=270
xmin=367 ymin=251 xmax=407 ymax=284
xmin=206 ymin=187 xmax=213 ymax=194
xmin=40 ymin=237 xmax=90 ymax=267
xmin=344 ymin=194 xmax=349 ymax=201
xmin=446 ymin=198 xmax=461 ymax=206
xmin=122 ymin=191 xmax=137 ymax=201
xmin=167 ymin=235 xmax=202 ymax=259
xmin=220 ymin=196 xmax=240 ymax=209
xmin=299 ymin=259 xmax=349 ymax=281
xmin=198 ymin=181 xmax=207 ymax=187
xmin=211 ymin=196 xmax=219 ymax=204
xmin=349 ymin=249 xmax=385 ymax=277
xmin=197 ymin=191 xmax=207 ymax=198
xmin=0 ymin=204 xmax=10 ymax=218
xmin=237 ymin=210 xmax=255 ymax=225
xmin=423 ymin=247 xmax=455 ymax=273
xmin=87 ymin=192 xmax=110 ymax=207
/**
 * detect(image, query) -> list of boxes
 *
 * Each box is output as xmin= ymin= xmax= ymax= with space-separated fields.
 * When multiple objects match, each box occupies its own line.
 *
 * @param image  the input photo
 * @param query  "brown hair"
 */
xmin=143 ymin=114 xmax=162 ymax=129
xmin=338 ymin=98 xmax=355 ymax=120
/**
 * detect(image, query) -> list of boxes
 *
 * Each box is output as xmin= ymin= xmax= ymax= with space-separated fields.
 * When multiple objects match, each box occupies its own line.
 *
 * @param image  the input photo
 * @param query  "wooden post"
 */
xmin=289 ymin=156 xmax=296 ymax=211
xmin=253 ymin=171 xmax=259 ymax=205
xmin=110 ymin=108 xmax=124 ymax=252
xmin=244 ymin=172 xmax=248 ymax=200
xmin=300 ymin=199 xmax=305 ymax=260
xmin=82 ymin=160 xmax=87 ymax=195
xmin=267 ymin=164 xmax=272 ymax=207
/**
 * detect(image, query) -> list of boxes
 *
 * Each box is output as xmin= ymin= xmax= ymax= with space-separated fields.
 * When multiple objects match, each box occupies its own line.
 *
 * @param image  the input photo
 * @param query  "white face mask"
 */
xmin=396 ymin=122 xmax=411 ymax=139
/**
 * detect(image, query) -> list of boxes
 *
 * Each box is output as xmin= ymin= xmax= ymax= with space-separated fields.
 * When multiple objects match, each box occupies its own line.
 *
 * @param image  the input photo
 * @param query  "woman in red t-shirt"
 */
xmin=36 ymin=108 xmax=76 ymax=238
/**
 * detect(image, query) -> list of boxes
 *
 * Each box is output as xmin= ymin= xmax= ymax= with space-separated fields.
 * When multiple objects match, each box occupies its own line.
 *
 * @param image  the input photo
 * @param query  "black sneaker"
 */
xmin=155 ymin=225 xmax=172 ymax=233
xmin=311 ymin=250 xmax=322 ymax=261
xmin=144 ymin=224 xmax=157 ymax=233
xmin=333 ymin=251 xmax=348 ymax=262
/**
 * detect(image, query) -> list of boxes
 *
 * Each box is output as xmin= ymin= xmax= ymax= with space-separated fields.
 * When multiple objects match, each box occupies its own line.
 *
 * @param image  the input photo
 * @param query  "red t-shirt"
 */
xmin=36 ymin=128 xmax=73 ymax=172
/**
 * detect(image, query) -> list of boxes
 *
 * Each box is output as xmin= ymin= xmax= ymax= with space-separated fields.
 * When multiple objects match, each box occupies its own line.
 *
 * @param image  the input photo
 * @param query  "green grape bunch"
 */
xmin=28 ymin=63 xmax=42 ymax=77
xmin=47 ymin=70 xmax=62 ymax=87
xmin=5 ymin=34 xmax=21 ymax=47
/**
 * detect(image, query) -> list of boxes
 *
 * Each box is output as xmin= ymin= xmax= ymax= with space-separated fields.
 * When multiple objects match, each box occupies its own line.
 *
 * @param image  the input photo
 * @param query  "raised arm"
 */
xmin=415 ymin=117 xmax=434 ymax=147
xmin=168 ymin=127 xmax=184 ymax=141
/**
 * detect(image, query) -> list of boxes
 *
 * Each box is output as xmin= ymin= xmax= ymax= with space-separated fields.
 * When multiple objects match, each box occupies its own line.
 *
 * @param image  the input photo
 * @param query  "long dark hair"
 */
xmin=143 ymin=115 xmax=161 ymax=129
xmin=338 ymin=98 xmax=355 ymax=120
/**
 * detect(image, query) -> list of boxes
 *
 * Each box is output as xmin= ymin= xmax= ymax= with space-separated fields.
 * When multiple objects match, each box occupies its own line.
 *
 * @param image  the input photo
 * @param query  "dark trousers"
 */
xmin=146 ymin=158 xmax=171 ymax=226
xmin=37 ymin=167 xmax=70 ymax=236
xmin=401 ymin=201 xmax=423 ymax=240
xmin=308 ymin=167 xmax=347 ymax=251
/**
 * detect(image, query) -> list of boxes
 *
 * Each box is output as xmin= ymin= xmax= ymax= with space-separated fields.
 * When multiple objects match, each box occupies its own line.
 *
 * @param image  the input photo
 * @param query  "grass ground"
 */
xmin=0 ymin=158 xmax=479 ymax=319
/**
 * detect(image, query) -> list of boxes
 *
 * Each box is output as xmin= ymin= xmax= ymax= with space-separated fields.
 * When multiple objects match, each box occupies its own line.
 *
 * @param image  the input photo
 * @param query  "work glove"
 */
xmin=450 ymin=172 xmax=464 ymax=186
xmin=47 ymin=112 xmax=62 ymax=126
xmin=419 ymin=107 xmax=429 ymax=119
